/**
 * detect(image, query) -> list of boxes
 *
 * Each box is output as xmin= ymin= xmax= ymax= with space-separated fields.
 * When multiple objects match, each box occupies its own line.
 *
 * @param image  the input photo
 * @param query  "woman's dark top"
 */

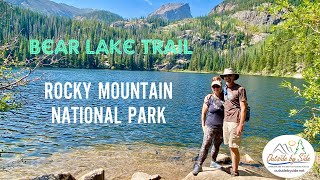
xmin=204 ymin=94 xmax=224 ymax=128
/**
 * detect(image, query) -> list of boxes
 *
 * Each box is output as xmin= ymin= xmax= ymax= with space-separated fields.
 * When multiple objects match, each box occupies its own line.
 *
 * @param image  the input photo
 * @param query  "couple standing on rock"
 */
xmin=193 ymin=68 xmax=248 ymax=177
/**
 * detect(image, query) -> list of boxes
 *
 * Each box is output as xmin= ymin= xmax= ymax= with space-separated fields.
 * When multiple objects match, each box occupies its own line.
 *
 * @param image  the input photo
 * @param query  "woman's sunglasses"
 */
xmin=212 ymin=85 xmax=221 ymax=88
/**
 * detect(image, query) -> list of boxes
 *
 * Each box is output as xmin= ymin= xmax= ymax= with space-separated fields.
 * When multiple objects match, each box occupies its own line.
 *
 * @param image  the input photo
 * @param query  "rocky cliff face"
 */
xmin=209 ymin=2 xmax=236 ymax=15
xmin=148 ymin=3 xmax=192 ymax=21
xmin=209 ymin=1 xmax=281 ymax=26
xmin=231 ymin=10 xmax=281 ymax=25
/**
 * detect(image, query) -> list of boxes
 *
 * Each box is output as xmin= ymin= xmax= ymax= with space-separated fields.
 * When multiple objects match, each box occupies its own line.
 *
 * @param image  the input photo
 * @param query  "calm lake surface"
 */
xmin=0 ymin=69 xmax=314 ymax=163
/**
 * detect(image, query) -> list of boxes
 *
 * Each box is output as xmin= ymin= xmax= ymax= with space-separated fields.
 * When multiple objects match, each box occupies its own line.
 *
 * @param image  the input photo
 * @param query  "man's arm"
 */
xmin=236 ymin=101 xmax=247 ymax=136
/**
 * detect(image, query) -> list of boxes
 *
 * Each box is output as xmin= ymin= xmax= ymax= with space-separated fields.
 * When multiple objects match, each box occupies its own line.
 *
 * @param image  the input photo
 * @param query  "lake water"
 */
xmin=0 ymin=69 xmax=314 ymax=163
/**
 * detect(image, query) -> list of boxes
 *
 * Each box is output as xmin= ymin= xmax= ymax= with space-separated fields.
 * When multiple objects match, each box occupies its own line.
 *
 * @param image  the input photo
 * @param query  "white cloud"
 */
xmin=144 ymin=0 xmax=153 ymax=6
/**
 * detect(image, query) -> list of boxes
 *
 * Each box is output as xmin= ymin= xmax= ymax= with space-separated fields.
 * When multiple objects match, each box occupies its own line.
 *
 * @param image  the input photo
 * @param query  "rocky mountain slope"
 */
xmin=4 ymin=0 xmax=123 ymax=23
xmin=148 ymin=3 xmax=192 ymax=21
xmin=74 ymin=10 xmax=123 ymax=24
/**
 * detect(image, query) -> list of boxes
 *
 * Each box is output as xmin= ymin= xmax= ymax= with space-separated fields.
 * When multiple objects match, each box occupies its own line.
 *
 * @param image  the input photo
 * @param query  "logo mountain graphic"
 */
xmin=272 ymin=143 xmax=294 ymax=154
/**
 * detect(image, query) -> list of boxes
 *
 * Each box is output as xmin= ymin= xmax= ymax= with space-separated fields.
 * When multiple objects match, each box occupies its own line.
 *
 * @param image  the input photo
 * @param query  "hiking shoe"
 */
xmin=210 ymin=161 xmax=222 ymax=169
xmin=231 ymin=170 xmax=239 ymax=177
xmin=192 ymin=163 xmax=203 ymax=176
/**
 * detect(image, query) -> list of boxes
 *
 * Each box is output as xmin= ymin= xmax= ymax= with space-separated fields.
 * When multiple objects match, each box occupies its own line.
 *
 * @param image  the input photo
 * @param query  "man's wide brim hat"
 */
xmin=220 ymin=68 xmax=239 ymax=80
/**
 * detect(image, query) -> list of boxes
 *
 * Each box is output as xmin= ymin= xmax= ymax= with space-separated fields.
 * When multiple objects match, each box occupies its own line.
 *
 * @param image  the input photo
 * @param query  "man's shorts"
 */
xmin=223 ymin=121 xmax=241 ymax=148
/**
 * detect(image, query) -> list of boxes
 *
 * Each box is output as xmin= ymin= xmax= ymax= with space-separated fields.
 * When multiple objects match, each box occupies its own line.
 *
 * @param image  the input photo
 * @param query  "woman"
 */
xmin=193 ymin=76 xmax=224 ymax=176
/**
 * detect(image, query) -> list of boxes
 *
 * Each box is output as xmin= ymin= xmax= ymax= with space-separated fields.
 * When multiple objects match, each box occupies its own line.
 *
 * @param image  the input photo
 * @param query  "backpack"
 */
xmin=224 ymin=85 xmax=250 ymax=122
xmin=245 ymin=106 xmax=251 ymax=122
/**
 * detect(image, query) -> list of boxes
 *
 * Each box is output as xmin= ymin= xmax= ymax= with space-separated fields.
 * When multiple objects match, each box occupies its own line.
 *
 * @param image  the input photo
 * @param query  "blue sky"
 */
xmin=52 ymin=0 xmax=224 ymax=19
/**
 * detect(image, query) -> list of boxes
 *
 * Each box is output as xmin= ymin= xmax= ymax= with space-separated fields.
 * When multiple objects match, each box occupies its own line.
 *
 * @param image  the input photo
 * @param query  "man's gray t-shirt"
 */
xmin=224 ymin=84 xmax=247 ymax=123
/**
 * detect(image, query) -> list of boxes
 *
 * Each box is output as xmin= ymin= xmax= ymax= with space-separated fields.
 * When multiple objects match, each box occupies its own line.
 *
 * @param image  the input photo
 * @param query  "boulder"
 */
xmin=216 ymin=154 xmax=231 ymax=164
xmin=243 ymin=154 xmax=255 ymax=164
xmin=78 ymin=168 xmax=105 ymax=180
xmin=131 ymin=172 xmax=161 ymax=180
xmin=32 ymin=173 xmax=76 ymax=180
xmin=250 ymin=33 xmax=269 ymax=45
xmin=32 ymin=174 xmax=58 ymax=180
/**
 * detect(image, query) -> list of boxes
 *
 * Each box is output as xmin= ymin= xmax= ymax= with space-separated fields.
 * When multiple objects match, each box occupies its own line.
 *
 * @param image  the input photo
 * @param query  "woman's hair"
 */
xmin=212 ymin=76 xmax=222 ymax=82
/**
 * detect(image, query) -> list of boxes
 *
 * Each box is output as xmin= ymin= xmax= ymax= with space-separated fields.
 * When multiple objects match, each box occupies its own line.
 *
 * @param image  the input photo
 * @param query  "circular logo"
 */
xmin=262 ymin=135 xmax=315 ymax=178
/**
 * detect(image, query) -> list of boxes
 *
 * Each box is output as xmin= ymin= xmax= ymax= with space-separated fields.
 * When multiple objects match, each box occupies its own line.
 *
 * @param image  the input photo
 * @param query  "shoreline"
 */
xmin=0 ymin=142 xmax=318 ymax=179
xmin=0 ymin=142 xmax=277 ymax=180
xmin=167 ymin=69 xmax=304 ymax=79
xmin=32 ymin=67 xmax=304 ymax=79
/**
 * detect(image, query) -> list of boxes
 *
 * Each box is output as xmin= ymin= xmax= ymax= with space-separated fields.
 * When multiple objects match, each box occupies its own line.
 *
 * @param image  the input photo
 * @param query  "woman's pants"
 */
xmin=197 ymin=126 xmax=223 ymax=165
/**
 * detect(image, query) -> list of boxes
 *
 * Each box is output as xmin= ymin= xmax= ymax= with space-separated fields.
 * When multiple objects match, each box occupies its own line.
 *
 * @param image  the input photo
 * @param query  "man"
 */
xmin=220 ymin=68 xmax=247 ymax=176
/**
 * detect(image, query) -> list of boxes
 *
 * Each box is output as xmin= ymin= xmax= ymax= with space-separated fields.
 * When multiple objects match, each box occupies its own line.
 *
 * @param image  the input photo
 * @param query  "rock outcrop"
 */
xmin=110 ymin=19 xmax=151 ymax=29
xmin=33 ymin=173 xmax=76 ymax=180
xmin=32 ymin=169 xmax=105 ymax=180
xmin=78 ymin=168 xmax=105 ymax=180
xmin=250 ymin=33 xmax=269 ymax=45
xmin=148 ymin=3 xmax=192 ymax=21
xmin=179 ymin=31 xmax=236 ymax=49
xmin=209 ymin=3 xmax=236 ymax=15
xmin=131 ymin=172 xmax=161 ymax=180
xmin=231 ymin=10 xmax=281 ymax=26
xmin=216 ymin=154 xmax=232 ymax=164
